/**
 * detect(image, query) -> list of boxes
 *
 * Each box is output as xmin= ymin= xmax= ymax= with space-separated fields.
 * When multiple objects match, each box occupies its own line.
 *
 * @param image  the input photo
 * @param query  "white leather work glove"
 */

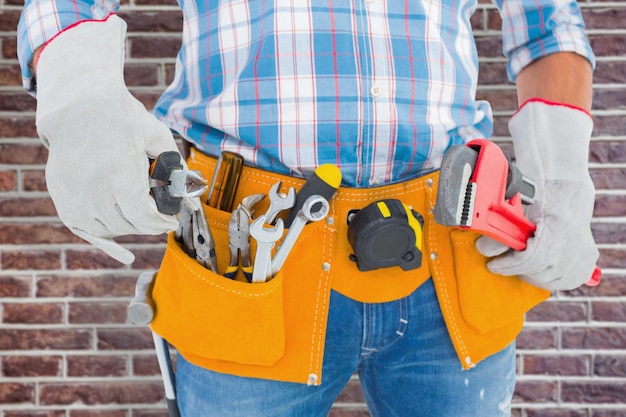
xmin=35 ymin=15 xmax=180 ymax=264
xmin=476 ymin=99 xmax=599 ymax=290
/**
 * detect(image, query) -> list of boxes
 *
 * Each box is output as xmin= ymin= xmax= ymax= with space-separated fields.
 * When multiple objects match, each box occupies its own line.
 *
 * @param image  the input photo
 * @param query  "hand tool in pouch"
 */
xmin=150 ymin=151 xmax=209 ymax=215
xmin=206 ymin=151 xmax=244 ymax=211
xmin=127 ymin=272 xmax=180 ymax=417
xmin=434 ymin=138 xmax=601 ymax=286
xmin=284 ymin=164 xmax=341 ymax=227
xmin=347 ymin=199 xmax=424 ymax=272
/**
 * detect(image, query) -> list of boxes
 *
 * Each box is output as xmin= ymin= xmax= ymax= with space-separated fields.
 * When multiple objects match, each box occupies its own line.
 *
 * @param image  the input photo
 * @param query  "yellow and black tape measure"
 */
xmin=347 ymin=199 xmax=424 ymax=272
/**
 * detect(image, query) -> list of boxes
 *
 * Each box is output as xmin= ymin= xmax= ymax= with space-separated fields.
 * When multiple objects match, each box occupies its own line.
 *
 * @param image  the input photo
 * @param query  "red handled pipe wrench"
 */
xmin=434 ymin=139 xmax=601 ymax=287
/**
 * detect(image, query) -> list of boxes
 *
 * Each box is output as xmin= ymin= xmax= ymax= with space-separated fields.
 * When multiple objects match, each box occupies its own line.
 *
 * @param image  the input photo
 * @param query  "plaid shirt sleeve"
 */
xmin=494 ymin=0 xmax=595 ymax=81
xmin=17 ymin=0 xmax=119 ymax=94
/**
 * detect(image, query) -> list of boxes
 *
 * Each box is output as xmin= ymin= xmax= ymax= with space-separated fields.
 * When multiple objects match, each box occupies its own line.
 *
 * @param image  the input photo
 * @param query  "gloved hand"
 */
xmin=476 ymin=99 xmax=599 ymax=290
xmin=35 ymin=14 xmax=180 ymax=264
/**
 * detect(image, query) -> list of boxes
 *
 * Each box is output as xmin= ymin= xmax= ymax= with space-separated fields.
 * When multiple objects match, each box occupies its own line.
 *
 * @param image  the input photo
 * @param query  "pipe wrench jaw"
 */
xmin=435 ymin=139 xmax=536 ymax=251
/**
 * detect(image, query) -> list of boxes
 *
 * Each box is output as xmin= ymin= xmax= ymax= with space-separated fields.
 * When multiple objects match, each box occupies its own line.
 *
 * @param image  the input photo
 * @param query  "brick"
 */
xmin=124 ymin=64 xmax=160 ymax=87
xmin=97 ymin=328 xmax=154 ymax=351
xmin=36 ymin=274 xmax=135 ymax=298
xmin=562 ymin=328 xmax=626 ymax=350
xmin=2 ymin=303 xmax=64 ymax=324
xmin=0 ymin=276 xmax=31 ymax=297
xmin=523 ymin=355 xmax=590 ymax=376
xmin=0 ymin=329 xmax=92 ymax=350
xmin=0 ymin=223 xmax=77 ymax=244
xmin=22 ymin=170 xmax=48 ymax=191
xmin=118 ymin=11 xmax=183 ymax=32
xmin=526 ymin=410 xmax=588 ymax=417
xmin=0 ymin=144 xmax=47 ymax=164
xmin=0 ymin=64 xmax=22 ymax=86
xmin=67 ymin=355 xmax=128 ymax=377
xmin=592 ymin=411 xmax=626 ymax=417
xmin=132 ymin=410 xmax=169 ymax=417
xmin=478 ymin=62 xmax=509 ymax=85
xmin=132 ymin=354 xmax=160 ymax=376
xmin=0 ymin=199 xmax=58 ymax=217
xmin=0 ymin=92 xmax=37 ymax=111
xmin=0 ymin=119 xmax=38 ymax=139
xmin=561 ymin=382 xmax=626 ymax=404
xmin=69 ymin=302 xmax=129 ymax=324
xmin=596 ymin=248 xmax=626 ymax=270
xmin=129 ymin=37 xmax=181 ymax=59
xmin=475 ymin=36 xmax=504 ymax=58
xmin=65 ymin=250 xmax=127 ymax=270
xmin=594 ymin=355 xmax=626 ymax=377
xmin=516 ymin=328 xmax=557 ymax=350
xmin=0 ymin=383 xmax=35 ymax=404
xmin=164 ymin=64 xmax=176 ymax=85
xmin=328 ymin=410 xmax=371 ymax=417
xmin=2 ymin=356 xmax=62 ymax=377
xmin=592 ymin=223 xmax=626 ymax=245
xmin=594 ymin=195 xmax=626 ymax=217
xmin=0 ymin=169 xmax=17 ymax=190
xmin=0 ymin=10 xmax=20 ymax=31
xmin=39 ymin=382 xmax=163 ymax=406
xmin=476 ymin=89 xmax=518 ymax=111
xmin=592 ymin=89 xmax=626 ymax=111
xmin=589 ymin=35 xmax=626 ymax=57
xmin=1 ymin=250 xmax=61 ymax=270
xmin=591 ymin=168 xmax=626 ymax=189
xmin=70 ymin=411 xmax=128 ymax=417
xmin=525 ymin=302 xmax=587 ymax=322
xmin=4 ymin=412 xmax=66 ymax=417
xmin=594 ymin=61 xmax=626 ymax=84
xmin=335 ymin=379 xmax=366 ymax=403
xmin=590 ymin=141 xmax=626 ymax=164
xmin=592 ymin=115 xmax=626 ymax=137
xmin=129 ymin=247 xmax=167 ymax=270
xmin=564 ymin=276 xmax=626 ymax=298
xmin=2 ymin=37 xmax=17 ymax=60
xmin=583 ymin=7 xmax=626 ymax=30
xmin=592 ymin=302 xmax=626 ymax=322
xmin=513 ymin=380 xmax=557 ymax=403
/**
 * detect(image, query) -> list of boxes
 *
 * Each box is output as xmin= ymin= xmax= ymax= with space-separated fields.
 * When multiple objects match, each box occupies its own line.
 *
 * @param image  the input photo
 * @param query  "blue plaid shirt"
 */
xmin=18 ymin=0 xmax=594 ymax=187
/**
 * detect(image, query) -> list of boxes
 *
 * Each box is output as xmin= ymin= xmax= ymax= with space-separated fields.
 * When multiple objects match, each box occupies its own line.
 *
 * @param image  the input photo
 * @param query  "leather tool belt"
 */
xmin=151 ymin=147 xmax=550 ymax=385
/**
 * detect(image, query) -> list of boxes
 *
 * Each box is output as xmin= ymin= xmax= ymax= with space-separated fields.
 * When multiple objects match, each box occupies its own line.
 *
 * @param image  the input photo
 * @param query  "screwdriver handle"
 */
xmin=284 ymin=164 xmax=342 ymax=228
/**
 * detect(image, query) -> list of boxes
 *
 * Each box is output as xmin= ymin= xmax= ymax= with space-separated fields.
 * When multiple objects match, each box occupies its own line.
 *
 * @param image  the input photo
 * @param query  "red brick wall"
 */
xmin=1 ymin=1 xmax=625 ymax=416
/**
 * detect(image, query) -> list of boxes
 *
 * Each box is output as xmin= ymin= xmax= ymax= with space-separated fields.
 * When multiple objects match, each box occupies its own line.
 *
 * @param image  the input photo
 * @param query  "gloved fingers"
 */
xmin=476 ymin=236 xmax=511 ymax=257
xmin=115 ymin=192 xmax=180 ymax=235
xmin=133 ymin=98 xmax=180 ymax=158
xmin=71 ymin=227 xmax=136 ymax=265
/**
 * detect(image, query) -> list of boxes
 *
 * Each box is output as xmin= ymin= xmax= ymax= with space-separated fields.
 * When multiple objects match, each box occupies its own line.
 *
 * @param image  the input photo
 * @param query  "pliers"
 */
xmin=191 ymin=202 xmax=218 ymax=273
xmin=224 ymin=206 xmax=253 ymax=282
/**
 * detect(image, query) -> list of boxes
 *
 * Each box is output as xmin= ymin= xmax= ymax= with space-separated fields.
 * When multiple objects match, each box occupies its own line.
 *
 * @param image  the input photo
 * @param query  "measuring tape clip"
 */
xmin=347 ymin=199 xmax=424 ymax=272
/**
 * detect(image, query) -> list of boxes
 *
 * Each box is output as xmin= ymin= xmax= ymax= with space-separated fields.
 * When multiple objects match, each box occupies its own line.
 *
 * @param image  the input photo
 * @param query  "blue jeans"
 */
xmin=176 ymin=278 xmax=516 ymax=417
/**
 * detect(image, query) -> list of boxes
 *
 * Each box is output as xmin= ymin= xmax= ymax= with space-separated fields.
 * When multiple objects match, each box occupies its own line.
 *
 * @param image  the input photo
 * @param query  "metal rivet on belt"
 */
xmin=325 ymin=216 xmax=334 ymax=225
xmin=430 ymin=252 xmax=438 ymax=261
xmin=322 ymin=262 xmax=331 ymax=271
xmin=426 ymin=178 xmax=434 ymax=187
xmin=307 ymin=373 xmax=319 ymax=385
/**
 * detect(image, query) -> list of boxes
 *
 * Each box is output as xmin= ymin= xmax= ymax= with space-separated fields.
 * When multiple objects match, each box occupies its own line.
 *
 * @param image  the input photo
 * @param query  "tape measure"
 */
xmin=347 ymin=199 xmax=424 ymax=272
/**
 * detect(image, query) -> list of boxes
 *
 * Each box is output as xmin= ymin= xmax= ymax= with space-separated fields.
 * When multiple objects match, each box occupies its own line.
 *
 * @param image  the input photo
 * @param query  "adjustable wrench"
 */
xmin=271 ymin=195 xmax=329 ymax=276
xmin=249 ymin=217 xmax=284 ymax=282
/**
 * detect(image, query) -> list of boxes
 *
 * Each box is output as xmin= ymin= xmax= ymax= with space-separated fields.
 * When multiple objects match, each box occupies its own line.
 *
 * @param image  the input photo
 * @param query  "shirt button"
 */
xmin=370 ymin=85 xmax=382 ymax=97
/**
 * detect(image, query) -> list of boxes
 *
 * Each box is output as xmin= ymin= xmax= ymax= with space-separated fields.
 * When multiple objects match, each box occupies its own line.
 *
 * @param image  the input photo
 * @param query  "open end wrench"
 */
xmin=271 ymin=195 xmax=329 ymax=276
xmin=249 ymin=216 xmax=284 ymax=282
xmin=264 ymin=182 xmax=296 ymax=224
